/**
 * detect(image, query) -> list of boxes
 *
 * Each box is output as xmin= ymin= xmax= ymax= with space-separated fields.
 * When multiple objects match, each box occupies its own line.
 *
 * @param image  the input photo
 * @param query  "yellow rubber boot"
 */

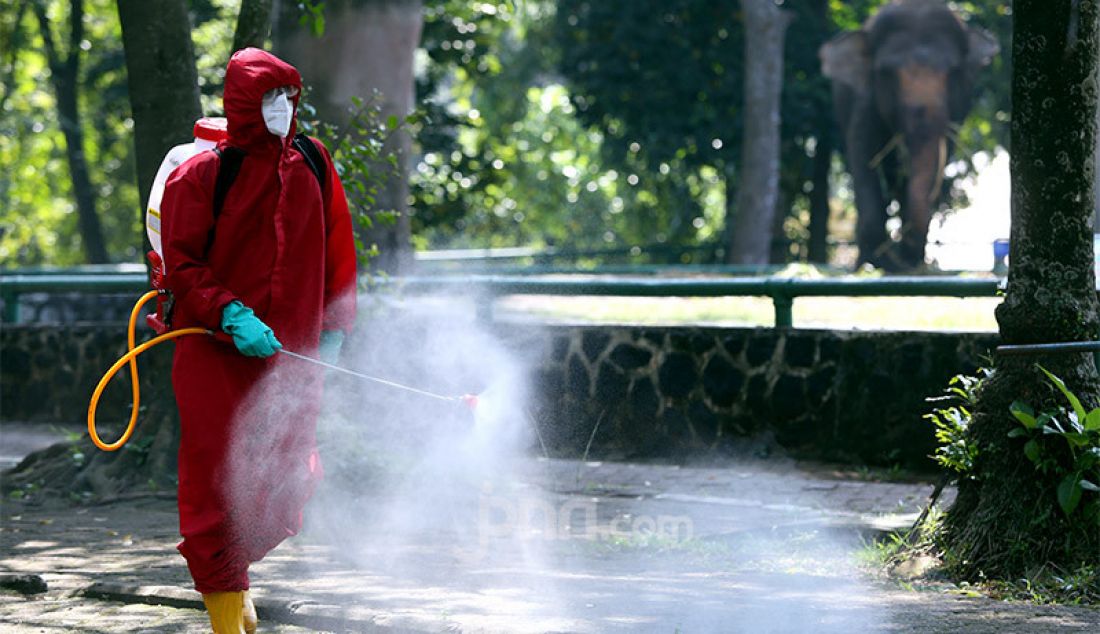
xmin=202 ymin=591 xmax=246 ymax=634
xmin=243 ymin=590 xmax=258 ymax=634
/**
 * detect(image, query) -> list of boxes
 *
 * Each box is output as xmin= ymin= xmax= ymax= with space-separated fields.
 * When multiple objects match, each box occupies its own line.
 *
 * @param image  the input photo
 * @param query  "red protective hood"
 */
xmin=223 ymin=48 xmax=302 ymax=152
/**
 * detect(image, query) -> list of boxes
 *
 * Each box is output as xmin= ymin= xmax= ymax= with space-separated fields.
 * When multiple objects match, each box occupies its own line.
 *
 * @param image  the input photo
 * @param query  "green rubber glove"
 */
xmin=319 ymin=330 xmax=344 ymax=364
xmin=221 ymin=301 xmax=282 ymax=358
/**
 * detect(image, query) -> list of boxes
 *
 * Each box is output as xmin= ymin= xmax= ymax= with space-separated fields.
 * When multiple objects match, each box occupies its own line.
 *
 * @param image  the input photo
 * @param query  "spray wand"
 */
xmin=277 ymin=348 xmax=478 ymax=408
xmin=87 ymin=291 xmax=478 ymax=453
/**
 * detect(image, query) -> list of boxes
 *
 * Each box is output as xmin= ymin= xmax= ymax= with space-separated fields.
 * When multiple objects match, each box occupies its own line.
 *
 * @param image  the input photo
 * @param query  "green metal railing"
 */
xmin=0 ymin=271 xmax=1001 ymax=327
xmin=412 ymin=243 xmax=723 ymax=264
xmin=396 ymin=275 xmax=1001 ymax=326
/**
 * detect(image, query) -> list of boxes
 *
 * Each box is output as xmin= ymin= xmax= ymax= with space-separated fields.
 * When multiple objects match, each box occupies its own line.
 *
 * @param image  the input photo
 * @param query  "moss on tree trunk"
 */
xmin=942 ymin=0 xmax=1100 ymax=578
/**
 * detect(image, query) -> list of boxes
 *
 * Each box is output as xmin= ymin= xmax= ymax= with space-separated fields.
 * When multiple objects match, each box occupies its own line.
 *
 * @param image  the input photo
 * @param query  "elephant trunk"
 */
xmin=889 ymin=62 xmax=952 ymax=269
xmin=902 ymin=135 xmax=947 ymax=267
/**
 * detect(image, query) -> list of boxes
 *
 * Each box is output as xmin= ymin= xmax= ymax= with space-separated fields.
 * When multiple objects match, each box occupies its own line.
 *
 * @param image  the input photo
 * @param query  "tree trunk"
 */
xmin=233 ymin=0 xmax=274 ymax=52
xmin=806 ymin=0 xmax=832 ymax=265
xmin=942 ymin=0 xmax=1100 ymax=578
xmin=118 ymin=0 xmax=203 ymax=217
xmin=32 ymin=0 xmax=109 ymax=264
xmin=727 ymin=0 xmax=792 ymax=265
xmin=275 ymin=0 xmax=423 ymax=274
xmin=7 ymin=1 xmax=211 ymax=499
xmin=769 ymin=190 xmax=789 ymax=264
xmin=807 ymin=132 xmax=832 ymax=264
xmin=1094 ymin=57 xmax=1100 ymax=231
xmin=50 ymin=0 xmax=207 ymax=494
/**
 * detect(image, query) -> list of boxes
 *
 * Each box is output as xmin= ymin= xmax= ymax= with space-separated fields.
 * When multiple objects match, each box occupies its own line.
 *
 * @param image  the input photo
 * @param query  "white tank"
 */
xmin=146 ymin=117 xmax=228 ymax=258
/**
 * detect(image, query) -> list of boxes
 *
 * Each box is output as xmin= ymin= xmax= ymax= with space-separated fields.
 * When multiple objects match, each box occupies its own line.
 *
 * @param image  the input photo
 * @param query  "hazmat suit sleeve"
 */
xmin=315 ymin=138 xmax=358 ymax=334
xmin=161 ymin=155 xmax=239 ymax=330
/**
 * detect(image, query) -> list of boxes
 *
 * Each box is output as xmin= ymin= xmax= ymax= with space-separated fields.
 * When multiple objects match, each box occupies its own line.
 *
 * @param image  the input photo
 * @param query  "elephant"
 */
xmin=820 ymin=0 xmax=999 ymax=271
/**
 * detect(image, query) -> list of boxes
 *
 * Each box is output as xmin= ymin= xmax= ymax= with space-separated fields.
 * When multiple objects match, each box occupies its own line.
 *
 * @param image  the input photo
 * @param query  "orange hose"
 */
xmin=87 ymin=290 xmax=210 ymax=451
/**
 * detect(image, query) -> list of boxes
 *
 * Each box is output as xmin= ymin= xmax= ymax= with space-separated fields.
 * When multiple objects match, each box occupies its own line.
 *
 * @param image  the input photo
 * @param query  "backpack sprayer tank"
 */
xmin=145 ymin=117 xmax=228 ymax=333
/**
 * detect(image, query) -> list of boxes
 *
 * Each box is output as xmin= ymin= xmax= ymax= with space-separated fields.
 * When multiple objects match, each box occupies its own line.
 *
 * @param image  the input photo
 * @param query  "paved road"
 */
xmin=3 ymin=452 xmax=1098 ymax=633
xmin=0 ymin=423 xmax=84 ymax=471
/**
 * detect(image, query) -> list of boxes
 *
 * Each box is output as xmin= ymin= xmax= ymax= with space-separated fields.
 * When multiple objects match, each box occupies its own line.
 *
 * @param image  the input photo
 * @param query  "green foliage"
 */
xmin=827 ymin=0 xmax=888 ymax=32
xmin=0 ymin=0 xmax=1017 ymax=266
xmin=552 ymin=0 xmax=858 ymax=259
xmin=925 ymin=370 xmax=988 ymax=475
xmin=190 ymin=0 xmax=239 ymax=115
xmin=1010 ymin=367 xmax=1100 ymax=520
xmin=297 ymin=1 xmax=327 ymax=38
xmin=0 ymin=0 xmax=254 ymax=266
xmin=413 ymin=1 xmax=728 ymax=256
xmin=297 ymin=92 xmax=404 ymax=271
xmin=983 ymin=564 xmax=1100 ymax=605
xmin=555 ymin=0 xmax=748 ymax=173
xmin=1 ymin=0 xmax=138 ymax=265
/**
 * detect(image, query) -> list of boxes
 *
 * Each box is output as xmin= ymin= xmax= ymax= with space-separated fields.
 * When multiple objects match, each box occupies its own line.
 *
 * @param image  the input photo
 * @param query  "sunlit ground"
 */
xmin=496 ymin=295 xmax=1000 ymax=331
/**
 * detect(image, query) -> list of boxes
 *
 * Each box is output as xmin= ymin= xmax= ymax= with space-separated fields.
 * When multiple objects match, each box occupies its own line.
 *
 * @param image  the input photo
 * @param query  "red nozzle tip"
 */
xmin=460 ymin=394 xmax=479 ymax=410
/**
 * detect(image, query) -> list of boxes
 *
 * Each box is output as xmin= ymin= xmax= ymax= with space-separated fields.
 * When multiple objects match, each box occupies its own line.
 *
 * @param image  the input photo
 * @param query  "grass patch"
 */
xmin=981 ymin=565 xmax=1100 ymax=605
xmin=859 ymin=506 xmax=1100 ymax=605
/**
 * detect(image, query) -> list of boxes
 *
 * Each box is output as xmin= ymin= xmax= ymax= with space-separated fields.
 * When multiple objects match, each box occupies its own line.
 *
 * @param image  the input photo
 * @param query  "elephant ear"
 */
xmin=820 ymin=31 xmax=871 ymax=94
xmin=966 ymin=28 xmax=1000 ymax=70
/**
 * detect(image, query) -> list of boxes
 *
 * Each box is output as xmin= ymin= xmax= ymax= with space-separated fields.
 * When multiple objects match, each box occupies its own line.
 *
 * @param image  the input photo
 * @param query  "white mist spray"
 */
xmin=224 ymin=294 xmax=896 ymax=633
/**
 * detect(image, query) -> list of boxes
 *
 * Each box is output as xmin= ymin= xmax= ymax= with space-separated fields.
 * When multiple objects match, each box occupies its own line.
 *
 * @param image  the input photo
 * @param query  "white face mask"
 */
xmin=261 ymin=87 xmax=296 ymax=138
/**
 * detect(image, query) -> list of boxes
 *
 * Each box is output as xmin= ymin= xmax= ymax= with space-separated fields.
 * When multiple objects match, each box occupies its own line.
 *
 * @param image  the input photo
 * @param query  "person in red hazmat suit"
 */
xmin=160 ymin=47 xmax=357 ymax=633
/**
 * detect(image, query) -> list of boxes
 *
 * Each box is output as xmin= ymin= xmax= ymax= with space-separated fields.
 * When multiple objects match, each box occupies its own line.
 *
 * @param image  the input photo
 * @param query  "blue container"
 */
xmin=992 ymin=239 xmax=1009 ymax=275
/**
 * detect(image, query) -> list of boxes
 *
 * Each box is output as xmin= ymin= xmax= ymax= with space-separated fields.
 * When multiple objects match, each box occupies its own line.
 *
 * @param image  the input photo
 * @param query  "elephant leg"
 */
xmin=846 ymin=124 xmax=891 ymax=268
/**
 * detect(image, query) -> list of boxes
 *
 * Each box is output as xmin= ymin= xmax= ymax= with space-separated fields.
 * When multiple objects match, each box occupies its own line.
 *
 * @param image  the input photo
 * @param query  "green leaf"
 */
xmin=1079 ymin=480 xmax=1100 ymax=492
xmin=1064 ymin=433 xmax=1091 ymax=448
xmin=1058 ymin=475 xmax=1084 ymax=515
xmin=1010 ymin=401 xmax=1038 ymax=428
xmin=1038 ymin=366 xmax=1087 ymax=423
xmin=1085 ymin=408 xmax=1100 ymax=432
xmin=387 ymin=115 xmax=399 ymax=130
xmin=1007 ymin=427 xmax=1028 ymax=438
xmin=1024 ymin=439 xmax=1041 ymax=465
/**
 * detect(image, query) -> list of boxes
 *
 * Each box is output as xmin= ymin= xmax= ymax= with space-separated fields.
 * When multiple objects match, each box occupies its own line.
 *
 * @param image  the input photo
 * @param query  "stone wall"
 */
xmin=1 ymin=325 xmax=174 ymax=425
xmin=2 ymin=292 xmax=140 ymax=324
xmin=1 ymin=322 xmax=998 ymax=469
xmin=519 ymin=325 xmax=998 ymax=468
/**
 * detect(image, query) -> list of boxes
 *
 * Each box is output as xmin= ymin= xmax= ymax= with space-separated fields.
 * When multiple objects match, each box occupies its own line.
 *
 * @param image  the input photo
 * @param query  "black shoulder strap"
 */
xmin=206 ymin=146 xmax=245 ymax=255
xmin=292 ymin=133 xmax=327 ymax=193
xmin=212 ymin=146 xmax=246 ymax=220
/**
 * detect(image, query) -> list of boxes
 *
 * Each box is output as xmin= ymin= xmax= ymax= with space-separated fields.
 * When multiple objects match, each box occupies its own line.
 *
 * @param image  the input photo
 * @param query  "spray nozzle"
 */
xmin=459 ymin=394 xmax=479 ymax=410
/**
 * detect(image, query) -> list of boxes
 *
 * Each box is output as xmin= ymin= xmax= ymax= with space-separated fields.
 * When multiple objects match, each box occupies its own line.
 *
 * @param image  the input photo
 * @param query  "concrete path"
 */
xmin=0 ymin=423 xmax=84 ymax=471
xmin=2 ymin=452 xmax=1098 ymax=633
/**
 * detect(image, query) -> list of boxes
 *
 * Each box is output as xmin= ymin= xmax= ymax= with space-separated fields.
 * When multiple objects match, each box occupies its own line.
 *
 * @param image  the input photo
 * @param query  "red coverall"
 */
xmin=161 ymin=48 xmax=357 ymax=594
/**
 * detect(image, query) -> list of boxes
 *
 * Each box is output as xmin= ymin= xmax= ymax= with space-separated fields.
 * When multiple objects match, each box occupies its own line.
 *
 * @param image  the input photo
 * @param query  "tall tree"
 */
xmin=805 ymin=0 xmax=833 ymax=264
xmin=555 ymin=0 xmax=852 ymax=265
xmin=232 ymin=0 xmax=274 ymax=52
xmin=728 ymin=0 xmax=791 ymax=264
xmin=31 ymin=0 xmax=109 ymax=263
xmin=116 ymin=0 xmax=202 ymax=216
xmin=942 ymin=0 xmax=1100 ymax=578
xmin=275 ymin=0 xmax=423 ymax=273
xmin=1095 ymin=58 xmax=1100 ymax=230
xmin=59 ymin=0 xmax=207 ymax=492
